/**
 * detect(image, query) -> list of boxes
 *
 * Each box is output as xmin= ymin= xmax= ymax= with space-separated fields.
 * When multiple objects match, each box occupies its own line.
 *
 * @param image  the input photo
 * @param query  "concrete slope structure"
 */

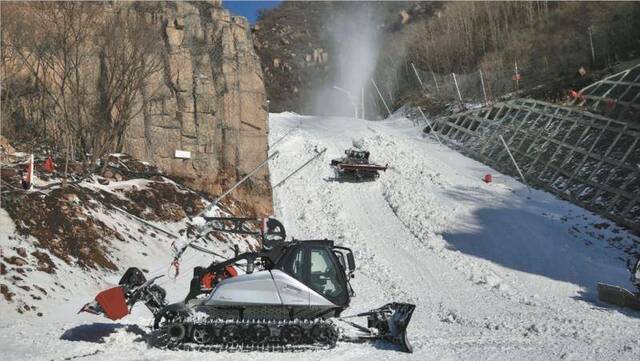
xmin=432 ymin=63 xmax=640 ymax=234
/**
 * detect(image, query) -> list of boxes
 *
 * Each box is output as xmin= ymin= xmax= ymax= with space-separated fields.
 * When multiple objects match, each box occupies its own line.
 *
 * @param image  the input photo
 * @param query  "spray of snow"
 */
xmin=313 ymin=7 xmax=379 ymax=119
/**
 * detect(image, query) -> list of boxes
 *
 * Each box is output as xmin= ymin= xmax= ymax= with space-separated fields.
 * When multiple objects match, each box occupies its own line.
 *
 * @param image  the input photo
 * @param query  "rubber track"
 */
xmin=155 ymin=318 xmax=339 ymax=353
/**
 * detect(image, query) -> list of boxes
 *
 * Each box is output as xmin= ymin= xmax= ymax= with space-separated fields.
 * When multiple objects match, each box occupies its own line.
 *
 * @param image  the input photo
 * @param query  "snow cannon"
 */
xmin=597 ymin=257 xmax=640 ymax=311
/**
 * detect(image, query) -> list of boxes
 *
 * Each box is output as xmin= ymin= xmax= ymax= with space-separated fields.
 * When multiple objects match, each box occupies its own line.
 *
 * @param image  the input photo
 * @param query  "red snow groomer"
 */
xmin=330 ymin=149 xmax=387 ymax=182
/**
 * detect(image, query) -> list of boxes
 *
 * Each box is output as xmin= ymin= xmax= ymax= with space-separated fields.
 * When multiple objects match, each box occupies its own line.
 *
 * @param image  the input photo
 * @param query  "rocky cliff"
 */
xmin=121 ymin=1 xmax=271 ymax=215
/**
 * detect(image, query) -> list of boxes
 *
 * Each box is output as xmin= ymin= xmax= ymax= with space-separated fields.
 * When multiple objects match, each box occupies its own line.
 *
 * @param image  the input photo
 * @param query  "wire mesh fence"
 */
xmin=432 ymin=96 xmax=640 ymax=236
xmin=409 ymin=61 xmax=586 ymax=107
xmin=401 ymin=15 xmax=639 ymax=109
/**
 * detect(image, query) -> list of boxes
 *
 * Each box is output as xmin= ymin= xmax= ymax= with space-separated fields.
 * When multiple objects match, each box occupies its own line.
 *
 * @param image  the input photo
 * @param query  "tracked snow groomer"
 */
xmin=330 ymin=149 xmax=387 ymax=181
xmin=597 ymin=257 xmax=640 ymax=310
xmin=80 ymin=216 xmax=415 ymax=353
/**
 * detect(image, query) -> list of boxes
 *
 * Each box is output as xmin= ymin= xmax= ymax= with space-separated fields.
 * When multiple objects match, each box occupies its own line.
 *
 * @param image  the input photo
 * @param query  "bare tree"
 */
xmin=2 ymin=2 xmax=164 ymax=184
xmin=3 ymin=2 xmax=101 ymax=186
xmin=91 ymin=8 xmax=164 ymax=160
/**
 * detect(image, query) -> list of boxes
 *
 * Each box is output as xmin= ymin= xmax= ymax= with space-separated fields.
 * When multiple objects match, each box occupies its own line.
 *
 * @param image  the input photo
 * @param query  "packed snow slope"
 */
xmin=0 ymin=112 xmax=639 ymax=360
xmin=268 ymin=112 xmax=640 ymax=360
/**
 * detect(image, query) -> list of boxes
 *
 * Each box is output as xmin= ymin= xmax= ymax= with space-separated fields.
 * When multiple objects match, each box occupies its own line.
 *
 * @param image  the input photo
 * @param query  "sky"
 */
xmin=224 ymin=1 xmax=282 ymax=24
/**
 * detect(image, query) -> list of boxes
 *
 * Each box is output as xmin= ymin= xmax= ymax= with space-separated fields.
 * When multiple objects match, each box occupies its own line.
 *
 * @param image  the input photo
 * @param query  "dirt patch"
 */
xmin=32 ymin=284 xmax=47 ymax=295
xmin=31 ymin=251 xmax=56 ymax=274
xmin=3 ymin=256 xmax=28 ymax=267
xmin=1 ymin=151 xmax=260 ymax=278
xmin=2 ymin=187 xmax=117 ymax=270
xmin=1 ymin=284 xmax=14 ymax=301
xmin=122 ymin=181 xmax=205 ymax=221
xmin=15 ymin=247 xmax=27 ymax=257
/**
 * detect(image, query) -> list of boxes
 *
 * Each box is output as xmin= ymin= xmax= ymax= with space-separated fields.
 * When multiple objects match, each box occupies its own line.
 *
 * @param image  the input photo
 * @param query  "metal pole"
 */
xmin=418 ymin=107 xmax=443 ymax=146
xmin=514 ymin=61 xmax=520 ymax=93
xmin=479 ymin=69 xmax=488 ymax=105
xmin=271 ymin=126 xmax=298 ymax=148
xmin=361 ymin=87 xmax=365 ymax=120
xmin=196 ymin=151 xmax=280 ymax=217
xmin=112 ymin=205 xmax=178 ymax=239
xmin=452 ymin=73 xmax=463 ymax=104
xmin=499 ymin=135 xmax=530 ymax=192
xmin=588 ymin=26 xmax=596 ymax=65
xmin=333 ymin=86 xmax=358 ymax=119
xmin=411 ymin=63 xmax=424 ymax=89
xmin=371 ymin=78 xmax=392 ymax=117
xmin=431 ymin=70 xmax=440 ymax=94
xmin=273 ymin=148 xmax=327 ymax=188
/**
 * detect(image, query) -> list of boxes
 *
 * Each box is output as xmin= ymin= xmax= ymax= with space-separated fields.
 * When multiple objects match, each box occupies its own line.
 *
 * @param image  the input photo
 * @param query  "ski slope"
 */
xmin=267 ymin=112 xmax=640 ymax=360
xmin=1 ymin=112 xmax=639 ymax=360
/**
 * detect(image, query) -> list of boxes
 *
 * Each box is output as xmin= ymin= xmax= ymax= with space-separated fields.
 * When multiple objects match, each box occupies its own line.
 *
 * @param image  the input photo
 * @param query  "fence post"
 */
xmin=418 ymin=107 xmax=443 ymax=146
xmin=588 ymin=25 xmax=596 ymax=65
xmin=431 ymin=70 xmax=440 ymax=94
xmin=499 ymin=135 xmax=530 ymax=192
xmin=452 ymin=73 xmax=463 ymax=105
xmin=514 ymin=61 xmax=520 ymax=93
xmin=479 ymin=69 xmax=488 ymax=105
xmin=371 ymin=78 xmax=392 ymax=118
xmin=361 ymin=87 xmax=365 ymax=120
xmin=411 ymin=63 xmax=424 ymax=89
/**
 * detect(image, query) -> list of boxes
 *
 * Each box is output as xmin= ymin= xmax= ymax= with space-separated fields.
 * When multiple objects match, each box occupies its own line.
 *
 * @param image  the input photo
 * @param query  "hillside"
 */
xmin=254 ymin=1 xmax=436 ymax=114
xmin=254 ymin=1 xmax=640 ymax=116
xmin=0 ymin=150 xmax=257 ymax=315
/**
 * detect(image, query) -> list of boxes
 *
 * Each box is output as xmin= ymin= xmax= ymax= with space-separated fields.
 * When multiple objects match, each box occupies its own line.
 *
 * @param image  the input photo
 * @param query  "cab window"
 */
xmin=309 ymin=247 xmax=348 ymax=305
xmin=283 ymin=247 xmax=305 ymax=282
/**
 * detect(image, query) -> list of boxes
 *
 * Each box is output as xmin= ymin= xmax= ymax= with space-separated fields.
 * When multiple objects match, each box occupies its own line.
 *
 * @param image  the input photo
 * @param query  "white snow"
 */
xmin=1 ymin=112 xmax=639 ymax=360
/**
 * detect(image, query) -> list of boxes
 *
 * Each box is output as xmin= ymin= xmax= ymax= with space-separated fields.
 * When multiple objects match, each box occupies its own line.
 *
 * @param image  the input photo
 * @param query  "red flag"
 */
xmin=43 ymin=156 xmax=55 ymax=173
xmin=606 ymin=98 xmax=615 ymax=111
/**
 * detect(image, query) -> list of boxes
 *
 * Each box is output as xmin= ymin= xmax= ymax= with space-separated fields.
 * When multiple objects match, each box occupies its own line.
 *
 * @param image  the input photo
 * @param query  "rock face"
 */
xmin=121 ymin=1 xmax=272 ymax=215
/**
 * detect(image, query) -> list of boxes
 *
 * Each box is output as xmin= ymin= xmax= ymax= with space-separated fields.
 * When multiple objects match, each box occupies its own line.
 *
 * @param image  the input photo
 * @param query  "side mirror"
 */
xmin=347 ymin=252 xmax=355 ymax=271
xmin=333 ymin=251 xmax=346 ymax=270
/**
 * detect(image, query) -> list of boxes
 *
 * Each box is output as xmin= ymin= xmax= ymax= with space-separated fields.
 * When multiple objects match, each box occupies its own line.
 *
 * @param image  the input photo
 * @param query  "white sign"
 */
xmin=174 ymin=150 xmax=191 ymax=159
